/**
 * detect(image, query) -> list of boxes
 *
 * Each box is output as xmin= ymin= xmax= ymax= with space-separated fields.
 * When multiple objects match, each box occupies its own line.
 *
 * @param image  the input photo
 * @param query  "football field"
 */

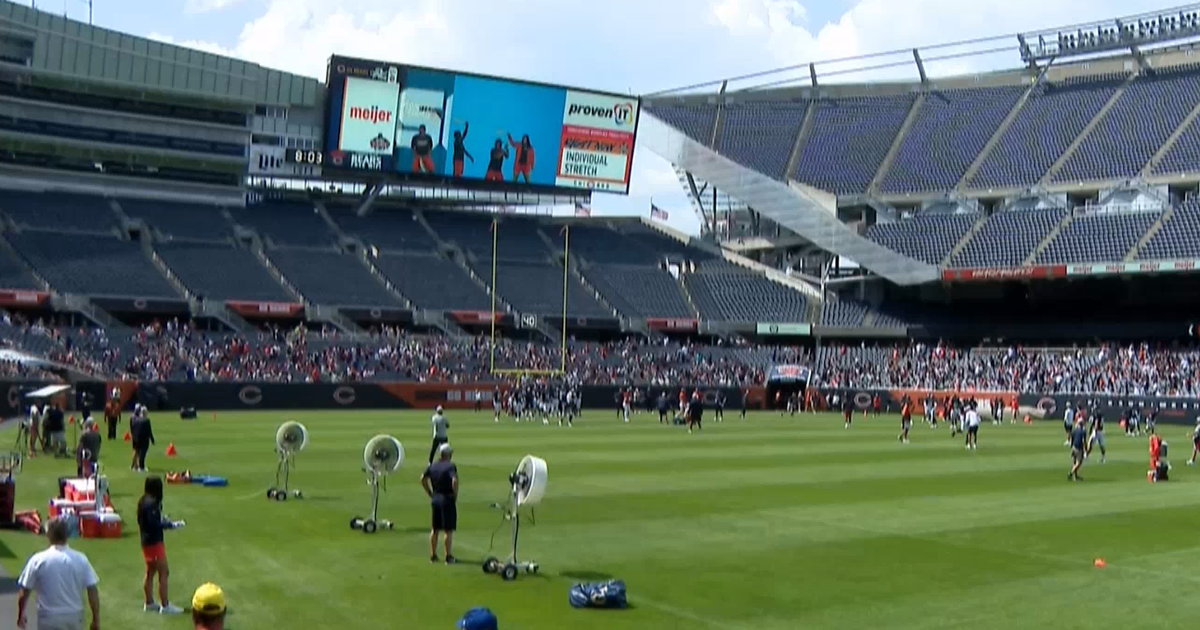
xmin=3 ymin=409 xmax=1200 ymax=629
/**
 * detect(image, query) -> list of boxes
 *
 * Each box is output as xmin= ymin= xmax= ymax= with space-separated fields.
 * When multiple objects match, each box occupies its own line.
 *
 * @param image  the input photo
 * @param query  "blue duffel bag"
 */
xmin=569 ymin=580 xmax=627 ymax=609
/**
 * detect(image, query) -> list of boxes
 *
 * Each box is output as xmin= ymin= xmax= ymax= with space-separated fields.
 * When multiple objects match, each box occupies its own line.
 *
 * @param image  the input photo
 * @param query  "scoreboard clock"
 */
xmin=286 ymin=149 xmax=324 ymax=165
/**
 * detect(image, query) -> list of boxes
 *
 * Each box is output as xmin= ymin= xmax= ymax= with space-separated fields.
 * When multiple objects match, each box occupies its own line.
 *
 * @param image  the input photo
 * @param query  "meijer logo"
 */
xmin=349 ymin=105 xmax=392 ymax=125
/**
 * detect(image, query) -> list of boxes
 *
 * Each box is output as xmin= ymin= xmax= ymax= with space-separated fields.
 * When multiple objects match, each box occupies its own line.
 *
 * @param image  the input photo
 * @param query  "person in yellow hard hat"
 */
xmin=191 ymin=582 xmax=226 ymax=630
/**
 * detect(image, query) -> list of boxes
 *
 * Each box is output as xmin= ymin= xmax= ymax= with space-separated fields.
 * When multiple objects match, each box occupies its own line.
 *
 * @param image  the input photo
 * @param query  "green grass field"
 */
xmin=3 ymin=409 xmax=1200 ymax=629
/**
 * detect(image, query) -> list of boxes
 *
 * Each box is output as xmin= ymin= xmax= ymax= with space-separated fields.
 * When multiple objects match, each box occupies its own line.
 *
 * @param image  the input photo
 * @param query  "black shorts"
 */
xmin=431 ymin=496 xmax=457 ymax=532
xmin=967 ymin=425 xmax=978 ymax=436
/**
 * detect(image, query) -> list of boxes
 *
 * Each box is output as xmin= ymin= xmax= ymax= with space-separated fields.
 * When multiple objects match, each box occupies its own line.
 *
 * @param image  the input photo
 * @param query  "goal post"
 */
xmin=489 ymin=217 xmax=570 ymax=376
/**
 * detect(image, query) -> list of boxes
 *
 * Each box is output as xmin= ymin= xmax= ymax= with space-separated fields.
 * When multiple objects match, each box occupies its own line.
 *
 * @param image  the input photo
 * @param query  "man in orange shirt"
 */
xmin=898 ymin=398 xmax=912 ymax=444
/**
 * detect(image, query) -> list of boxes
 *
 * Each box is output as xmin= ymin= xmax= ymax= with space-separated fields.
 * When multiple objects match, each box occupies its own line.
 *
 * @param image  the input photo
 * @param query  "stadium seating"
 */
xmin=1137 ymin=200 xmax=1200 ymax=260
xmin=1153 ymin=116 xmax=1200 ymax=177
xmin=568 ymin=225 xmax=660 ymax=265
xmin=1054 ymin=66 xmax=1200 ymax=184
xmin=269 ymin=249 xmax=403 ymax=307
xmin=644 ymin=102 xmax=717 ymax=146
xmin=230 ymin=201 xmax=334 ymax=247
xmin=685 ymin=262 xmax=807 ymax=322
xmin=715 ymin=100 xmax=808 ymax=179
xmin=970 ymin=75 xmax=1126 ymax=190
xmin=951 ymin=208 xmax=1067 ymax=268
xmin=881 ymin=87 xmax=1024 ymax=194
xmin=0 ymin=190 xmax=116 ymax=233
xmin=580 ymin=264 xmax=694 ymax=318
xmin=329 ymin=205 xmax=432 ymax=251
xmin=156 ymin=241 xmax=291 ymax=302
xmin=1036 ymin=211 xmax=1159 ymax=264
xmin=372 ymin=252 xmax=493 ymax=311
xmin=864 ymin=213 xmax=978 ymax=265
xmin=792 ymin=94 xmax=914 ymax=195
xmin=491 ymin=260 xmax=612 ymax=317
xmin=0 ymin=245 xmax=42 ymax=290
xmin=821 ymin=299 xmax=868 ymax=326
xmin=119 ymin=198 xmax=232 ymax=241
xmin=425 ymin=212 xmax=549 ymax=262
xmin=7 ymin=232 xmax=178 ymax=297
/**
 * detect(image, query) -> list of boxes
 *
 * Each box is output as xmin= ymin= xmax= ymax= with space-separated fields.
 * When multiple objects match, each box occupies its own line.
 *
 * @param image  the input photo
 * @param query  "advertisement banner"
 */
xmin=337 ymin=76 xmax=400 ymax=156
xmin=0 ymin=290 xmax=49 ymax=307
xmin=941 ymin=265 xmax=1067 ymax=282
xmin=647 ymin=318 xmax=698 ymax=332
xmin=1066 ymin=259 xmax=1200 ymax=277
xmin=324 ymin=55 xmax=639 ymax=194
xmin=225 ymin=301 xmax=304 ymax=318
xmin=449 ymin=310 xmax=512 ymax=325
xmin=756 ymin=322 xmax=812 ymax=336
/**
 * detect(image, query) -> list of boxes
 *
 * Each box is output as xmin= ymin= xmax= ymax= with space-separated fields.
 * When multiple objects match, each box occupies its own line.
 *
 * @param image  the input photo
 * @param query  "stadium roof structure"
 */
xmin=640 ymin=5 xmax=1200 ymax=286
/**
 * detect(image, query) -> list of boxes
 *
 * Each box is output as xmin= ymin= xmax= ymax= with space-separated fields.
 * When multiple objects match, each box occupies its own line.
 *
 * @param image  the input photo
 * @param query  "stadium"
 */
xmin=2 ymin=0 xmax=1200 ymax=628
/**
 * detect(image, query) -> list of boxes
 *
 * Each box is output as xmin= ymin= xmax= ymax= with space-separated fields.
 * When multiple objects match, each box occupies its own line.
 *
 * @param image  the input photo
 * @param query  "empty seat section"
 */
xmin=1138 ymin=200 xmax=1200 ymax=260
xmin=821 ymin=300 xmax=868 ymax=326
xmin=1036 ymin=212 xmax=1159 ymax=264
xmin=569 ymin=225 xmax=661 ymax=265
xmin=715 ymin=101 xmax=808 ymax=179
xmin=119 ymin=198 xmax=230 ymax=241
xmin=864 ymin=213 xmax=977 ymax=265
xmin=270 ymin=249 xmax=401 ymax=307
xmin=0 ymin=190 xmax=115 ymax=232
xmin=156 ymin=241 xmax=290 ymax=301
xmin=424 ymin=212 xmax=548 ymax=261
xmin=970 ymin=75 xmax=1125 ymax=190
xmin=492 ymin=261 xmax=610 ymax=317
xmin=8 ymin=232 xmax=177 ymax=297
xmin=1054 ymin=66 xmax=1200 ymax=184
xmin=643 ymin=102 xmax=717 ymax=145
xmin=881 ymin=87 xmax=1023 ymax=194
xmin=951 ymin=208 xmax=1067 ymax=268
xmin=1153 ymin=116 xmax=1200 ymax=176
xmin=792 ymin=95 xmax=914 ymax=195
xmin=330 ymin=205 xmax=430 ymax=251
xmin=0 ymin=246 xmax=41 ymax=290
xmin=231 ymin=201 xmax=333 ymax=246
xmin=685 ymin=264 xmax=807 ymax=322
xmin=582 ymin=265 xmax=693 ymax=318
xmin=373 ymin=252 xmax=492 ymax=311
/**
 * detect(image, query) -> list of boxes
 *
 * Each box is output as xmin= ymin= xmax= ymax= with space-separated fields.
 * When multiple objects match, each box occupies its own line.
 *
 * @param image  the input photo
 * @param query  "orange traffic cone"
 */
xmin=1094 ymin=558 xmax=1106 ymax=568
xmin=166 ymin=443 xmax=178 ymax=457
xmin=68 ymin=416 xmax=76 ymax=425
xmin=1023 ymin=414 xmax=1032 ymax=424
xmin=123 ymin=431 xmax=131 ymax=442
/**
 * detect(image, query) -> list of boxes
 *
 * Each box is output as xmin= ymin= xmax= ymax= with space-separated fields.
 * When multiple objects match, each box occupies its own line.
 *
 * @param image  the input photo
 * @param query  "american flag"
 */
xmin=651 ymin=205 xmax=669 ymax=221
xmin=574 ymin=203 xmax=591 ymax=217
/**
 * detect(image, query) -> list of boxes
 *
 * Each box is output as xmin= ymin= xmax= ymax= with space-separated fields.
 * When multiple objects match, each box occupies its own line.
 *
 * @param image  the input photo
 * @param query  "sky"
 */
xmin=14 ymin=0 xmax=1171 ymax=233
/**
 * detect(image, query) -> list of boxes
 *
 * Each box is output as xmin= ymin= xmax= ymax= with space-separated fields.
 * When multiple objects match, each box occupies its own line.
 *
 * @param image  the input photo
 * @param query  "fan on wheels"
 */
xmin=267 ymin=421 xmax=308 ymax=501
xmin=483 ymin=455 xmax=548 ymax=580
xmin=350 ymin=435 xmax=404 ymax=534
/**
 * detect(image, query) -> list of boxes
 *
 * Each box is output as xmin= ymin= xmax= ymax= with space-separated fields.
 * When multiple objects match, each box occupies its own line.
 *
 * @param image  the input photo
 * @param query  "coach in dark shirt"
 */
xmin=43 ymin=403 xmax=66 ymax=455
xmin=420 ymin=444 xmax=458 ymax=564
xmin=77 ymin=419 xmax=102 ymax=476
xmin=130 ymin=407 xmax=155 ymax=472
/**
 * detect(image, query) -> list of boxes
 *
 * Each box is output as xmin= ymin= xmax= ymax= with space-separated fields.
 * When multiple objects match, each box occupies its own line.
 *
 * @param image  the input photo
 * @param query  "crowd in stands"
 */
xmin=817 ymin=342 xmax=1200 ymax=397
xmin=5 ymin=312 xmax=1200 ymax=396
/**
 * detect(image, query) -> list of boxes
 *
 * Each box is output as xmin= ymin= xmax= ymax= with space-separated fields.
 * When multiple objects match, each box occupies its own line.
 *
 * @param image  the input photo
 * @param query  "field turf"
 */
xmin=3 ymin=409 xmax=1200 ymax=629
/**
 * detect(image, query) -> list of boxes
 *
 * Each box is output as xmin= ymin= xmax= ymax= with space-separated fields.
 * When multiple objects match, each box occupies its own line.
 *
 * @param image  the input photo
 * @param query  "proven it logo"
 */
xmin=568 ymin=102 xmax=636 ymax=126
xmin=348 ymin=105 xmax=393 ymax=125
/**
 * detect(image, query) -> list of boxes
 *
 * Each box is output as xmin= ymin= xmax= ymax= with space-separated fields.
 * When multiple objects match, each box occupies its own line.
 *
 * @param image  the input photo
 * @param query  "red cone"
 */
xmin=166 ymin=444 xmax=178 ymax=457
xmin=123 ymin=431 xmax=131 ymax=443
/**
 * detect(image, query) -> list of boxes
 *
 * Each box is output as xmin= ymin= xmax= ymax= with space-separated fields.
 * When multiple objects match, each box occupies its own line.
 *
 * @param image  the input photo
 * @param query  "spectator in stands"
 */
xmin=191 ymin=582 xmax=226 ymax=630
xmin=16 ymin=517 xmax=101 ymax=630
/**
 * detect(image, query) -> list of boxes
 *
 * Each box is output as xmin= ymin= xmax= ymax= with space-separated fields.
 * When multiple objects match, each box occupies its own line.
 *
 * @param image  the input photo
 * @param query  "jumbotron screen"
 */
xmin=323 ymin=55 xmax=640 ymax=194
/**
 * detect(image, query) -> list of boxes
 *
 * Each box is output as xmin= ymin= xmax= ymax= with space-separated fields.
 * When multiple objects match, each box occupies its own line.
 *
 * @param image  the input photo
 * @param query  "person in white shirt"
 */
xmin=429 ymin=405 xmax=449 ymax=463
xmin=965 ymin=404 xmax=981 ymax=450
xmin=17 ymin=517 xmax=101 ymax=630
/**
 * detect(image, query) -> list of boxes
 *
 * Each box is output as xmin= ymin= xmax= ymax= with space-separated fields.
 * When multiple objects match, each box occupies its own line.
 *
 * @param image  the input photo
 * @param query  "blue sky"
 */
xmin=14 ymin=0 xmax=1169 ymax=233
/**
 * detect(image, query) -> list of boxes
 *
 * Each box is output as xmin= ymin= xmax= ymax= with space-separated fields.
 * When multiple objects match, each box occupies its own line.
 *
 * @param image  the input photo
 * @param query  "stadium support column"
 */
xmin=912 ymin=49 xmax=927 ymax=84
xmin=489 ymin=218 xmax=498 ymax=375
xmin=560 ymin=225 xmax=570 ymax=374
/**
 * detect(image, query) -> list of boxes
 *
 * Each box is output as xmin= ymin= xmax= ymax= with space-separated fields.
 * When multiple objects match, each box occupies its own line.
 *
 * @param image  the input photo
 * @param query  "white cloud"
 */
xmin=143 ymin=0 xmax=1169 ymax=233
xmin=146 ymin=32 xmax=237 ymax=58
xmin=184 ymin=0 xmax=244 ymax=14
